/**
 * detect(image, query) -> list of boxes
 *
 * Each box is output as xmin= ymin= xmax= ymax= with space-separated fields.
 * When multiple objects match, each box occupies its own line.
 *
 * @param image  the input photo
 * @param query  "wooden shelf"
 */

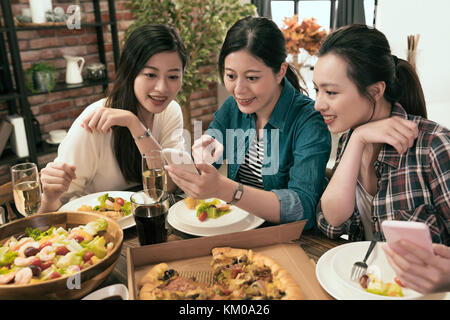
xmin=0 ymin=148 xmax=28 ymax=167
xmin=0 ymin=21 xmax=116 ymax=33
xmin=0 ymin=0 xmax=119 ymax=168
xmin=0 ymin=91 xmax=20 ymax=102
xmin=26 ymin=78 xmax=109 ymax=96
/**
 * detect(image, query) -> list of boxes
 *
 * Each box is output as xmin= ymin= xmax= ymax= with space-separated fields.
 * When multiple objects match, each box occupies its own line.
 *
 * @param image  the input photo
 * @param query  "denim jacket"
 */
xmin=206 ymin=78 xmax=331 ymax=229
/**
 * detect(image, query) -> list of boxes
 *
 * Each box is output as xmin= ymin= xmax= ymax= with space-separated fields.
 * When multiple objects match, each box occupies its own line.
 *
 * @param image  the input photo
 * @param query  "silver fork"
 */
xmin=350 ymin=232 xmax=380 ymax=281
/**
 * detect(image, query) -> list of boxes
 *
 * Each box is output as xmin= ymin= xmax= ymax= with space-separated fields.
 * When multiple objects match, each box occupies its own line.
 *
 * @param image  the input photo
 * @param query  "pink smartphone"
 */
xmin=162 ymin=148 xmax=200 ymax=175
xmin=381 ymin=220 xmax=434 ymax=263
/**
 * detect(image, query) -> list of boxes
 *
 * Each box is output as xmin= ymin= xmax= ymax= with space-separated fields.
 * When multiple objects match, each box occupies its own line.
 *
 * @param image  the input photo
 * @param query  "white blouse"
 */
xmin=55 ymin=98 xmax=185 ymax=204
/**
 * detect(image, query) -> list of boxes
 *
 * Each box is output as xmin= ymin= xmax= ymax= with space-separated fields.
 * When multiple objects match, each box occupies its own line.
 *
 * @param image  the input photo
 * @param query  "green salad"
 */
xmin=0 ymin=218 xmax=113 ymax=285
xmin=195 ymin=199 xmax=231 ymax=222
xmin=78 ymin=193 xmax=132 ymax=219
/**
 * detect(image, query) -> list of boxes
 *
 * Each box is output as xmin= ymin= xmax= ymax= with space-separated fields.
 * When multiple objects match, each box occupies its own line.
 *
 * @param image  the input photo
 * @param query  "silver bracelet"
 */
xmin=133 ymin=128 xmax=152 ymax=140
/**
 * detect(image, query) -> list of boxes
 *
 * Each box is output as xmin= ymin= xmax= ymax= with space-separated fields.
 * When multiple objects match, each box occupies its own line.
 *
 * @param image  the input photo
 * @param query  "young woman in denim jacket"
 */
xmin=166 ymin=17 xmax=331 ymax=229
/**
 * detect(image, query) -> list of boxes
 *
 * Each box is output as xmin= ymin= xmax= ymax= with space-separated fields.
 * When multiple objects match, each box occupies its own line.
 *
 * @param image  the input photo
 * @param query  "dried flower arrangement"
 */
xmin=281 ymin=15 xmax=328 ymax=56
xmin=281 ymin=15 xmax=328 ymax=71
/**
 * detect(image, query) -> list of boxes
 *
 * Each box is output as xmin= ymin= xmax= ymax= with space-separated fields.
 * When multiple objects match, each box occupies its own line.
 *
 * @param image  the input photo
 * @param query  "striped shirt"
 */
xmin=317 ymin=104 xmax=450 ymax=244
xmin=237 ymin=136 xmax=264 ymax=189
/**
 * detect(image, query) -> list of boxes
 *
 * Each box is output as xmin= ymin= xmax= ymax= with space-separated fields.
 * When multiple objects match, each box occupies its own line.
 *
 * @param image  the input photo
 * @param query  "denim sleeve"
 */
xmin=278 ymin=110 xmax=331 ymax=229
xmin=271 ymin=188 xmax=305 ymax=223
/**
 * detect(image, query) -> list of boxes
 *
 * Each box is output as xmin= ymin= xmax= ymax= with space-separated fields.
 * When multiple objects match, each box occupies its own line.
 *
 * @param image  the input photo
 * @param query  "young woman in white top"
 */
xmin=38 ymin=24 xmax=187 ymax=213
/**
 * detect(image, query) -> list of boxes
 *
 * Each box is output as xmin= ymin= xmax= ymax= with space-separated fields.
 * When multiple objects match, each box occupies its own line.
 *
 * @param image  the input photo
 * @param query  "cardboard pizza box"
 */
xmin=127 ymin=220 xmax=332 ymax=300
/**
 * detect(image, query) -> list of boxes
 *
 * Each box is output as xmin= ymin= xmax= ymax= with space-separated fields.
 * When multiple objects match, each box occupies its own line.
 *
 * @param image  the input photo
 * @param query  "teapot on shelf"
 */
xmin=64 ymin=55 xmax=85 ymax=84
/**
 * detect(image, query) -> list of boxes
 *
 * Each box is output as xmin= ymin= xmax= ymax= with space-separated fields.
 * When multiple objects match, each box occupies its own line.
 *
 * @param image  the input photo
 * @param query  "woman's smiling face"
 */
xmin=313 ymin=53 xmax=373 ymax=134
xmin=223 ymin=49 xmax=285 ymax=118
xmin=133 ymin=51 xmax=183 ymax=114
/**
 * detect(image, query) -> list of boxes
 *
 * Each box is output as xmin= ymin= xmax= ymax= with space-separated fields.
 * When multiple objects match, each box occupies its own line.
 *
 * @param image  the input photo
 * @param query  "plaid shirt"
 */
xmin=317 ymin=104 xmax=450 ymax=245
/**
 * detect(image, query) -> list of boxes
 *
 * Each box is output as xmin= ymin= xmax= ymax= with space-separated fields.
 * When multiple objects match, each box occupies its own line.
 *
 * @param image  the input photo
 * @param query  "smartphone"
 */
xmin=161 ymin=148 xmax=200 ymax=175
xmin=381 ymin=220 xmax=434 ymax=263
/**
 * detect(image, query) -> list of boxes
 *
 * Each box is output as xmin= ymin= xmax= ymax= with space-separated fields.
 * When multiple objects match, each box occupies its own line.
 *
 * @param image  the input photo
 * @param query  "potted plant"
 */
xmin=126 ymin=0 xmax=256 ymax=134
xmin=25 ymin=62 xmax=57 ymax=93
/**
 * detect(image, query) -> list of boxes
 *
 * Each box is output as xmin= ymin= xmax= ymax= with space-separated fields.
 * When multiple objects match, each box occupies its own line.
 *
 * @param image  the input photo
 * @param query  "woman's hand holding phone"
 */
xmin=163 ymin=147 xmax=234 ymax=201
xmin=382 ymin=241 xmax=450 ymax=294
xmin=381 ymin=220 xmax=450 ymax=294
xmin=192 ymin=135 xmax=223 ymax=164
xmin=161 ymin=148 xmax=200 ymax=175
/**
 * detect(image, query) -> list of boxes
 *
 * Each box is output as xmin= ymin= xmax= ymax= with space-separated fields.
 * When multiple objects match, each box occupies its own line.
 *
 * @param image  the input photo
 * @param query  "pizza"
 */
xmin=138 ymin=247 xmax=303 ymax=300
xmin=139 ymin=263 xmax=214 ymax=300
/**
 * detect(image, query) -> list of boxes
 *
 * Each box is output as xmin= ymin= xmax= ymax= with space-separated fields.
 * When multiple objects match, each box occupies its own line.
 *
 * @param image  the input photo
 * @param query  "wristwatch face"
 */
xmin=228 ymin=183 xmax=243 ymax=205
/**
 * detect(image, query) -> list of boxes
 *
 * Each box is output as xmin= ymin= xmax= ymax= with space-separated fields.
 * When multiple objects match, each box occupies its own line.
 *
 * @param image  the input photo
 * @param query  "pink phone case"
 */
xmin=381 ymin=220 xmax=433 ymax=263
xmin=162 ymin=148 xmax=200 ymax=175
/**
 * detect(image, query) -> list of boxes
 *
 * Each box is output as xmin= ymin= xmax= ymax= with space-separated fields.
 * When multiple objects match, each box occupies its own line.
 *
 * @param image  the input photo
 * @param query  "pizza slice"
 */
xmin=211 ymin=247 xmax=303 ymax=300
xmin=138 ymin=263 xmax=213 ymax=300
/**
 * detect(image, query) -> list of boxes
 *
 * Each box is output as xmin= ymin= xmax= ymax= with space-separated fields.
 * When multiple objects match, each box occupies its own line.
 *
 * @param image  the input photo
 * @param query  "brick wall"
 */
xmin=0 ymin=0 xmax=218 ymax=185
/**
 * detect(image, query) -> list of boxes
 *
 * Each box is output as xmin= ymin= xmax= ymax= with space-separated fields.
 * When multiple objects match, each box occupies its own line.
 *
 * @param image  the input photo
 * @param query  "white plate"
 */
xmin=58 ymin=191 xmax=135 ymax=230
xmin=45 ymin=138 xmax=61 ymax=145
xmin=316 ymin=245 xmax=352 ymax=300
xmin=82 ymin=284 xmax=129 ymax=300
xmin=316 ymin=241 xmax=450 ymax=300
xmin=332 ymin=241 xmax=422 ymax=300
xmin=167 ymin=199 xmax=265 ymax=237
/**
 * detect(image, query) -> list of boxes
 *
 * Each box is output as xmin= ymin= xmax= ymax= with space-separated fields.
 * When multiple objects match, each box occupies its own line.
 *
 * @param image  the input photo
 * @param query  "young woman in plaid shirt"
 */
xmin=313 ymin=24 xmax=450 ymax=293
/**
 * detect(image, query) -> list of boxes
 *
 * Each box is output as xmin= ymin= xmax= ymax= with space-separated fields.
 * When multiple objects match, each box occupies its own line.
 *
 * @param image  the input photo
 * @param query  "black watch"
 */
xmin=227 ymin=183 xmax=243 ymax=206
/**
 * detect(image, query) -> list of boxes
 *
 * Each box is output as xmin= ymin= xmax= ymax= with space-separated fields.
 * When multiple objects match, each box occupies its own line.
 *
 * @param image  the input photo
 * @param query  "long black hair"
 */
xmin=105 ymin=24 xmax=187 ymax=183
xmin=218 ymin=16 xmax=307 ymax=95
xmin=318 ymin=24 xmax=427 ymax=118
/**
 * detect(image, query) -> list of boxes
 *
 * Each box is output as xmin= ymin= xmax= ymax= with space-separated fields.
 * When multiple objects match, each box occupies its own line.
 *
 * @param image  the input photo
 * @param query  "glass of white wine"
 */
xmin=142 ymin=150 xmax=167 ymax=201
xmin=11 ymin=162 xmax=42 ymax=216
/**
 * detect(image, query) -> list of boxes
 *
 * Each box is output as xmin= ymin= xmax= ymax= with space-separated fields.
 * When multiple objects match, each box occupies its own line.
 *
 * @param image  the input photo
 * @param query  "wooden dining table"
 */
xmin=98 ymin=216 xmax=349 ymax=293
xmin=3 ymin=185 xmax=348 ymax=299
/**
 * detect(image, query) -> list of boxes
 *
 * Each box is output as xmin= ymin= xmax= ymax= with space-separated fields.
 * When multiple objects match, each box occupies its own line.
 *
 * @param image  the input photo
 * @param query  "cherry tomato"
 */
xmin=30 ymin=258 xmax=42 ymax=269
xmin=116 ymin=197 xmax=125 ymax=206
xmin=72 ymin=235 xmax=84 ymax=243
xmin=83 ymin=251 xmax=95 ymax=262
xmin=41 ymin=261 xmax=53 ymax=270
xmin=198 ymin=211 xmax=208 ymax=222
xmin=39 ymin=241 xmax=52 ymax=251
xmin=49 ymin=271 xmax=61 ymax=279
xmin=55 ymin=246 xmax=70 ymax=256
xmin=394 ymin=277 xmax=405 ymax=287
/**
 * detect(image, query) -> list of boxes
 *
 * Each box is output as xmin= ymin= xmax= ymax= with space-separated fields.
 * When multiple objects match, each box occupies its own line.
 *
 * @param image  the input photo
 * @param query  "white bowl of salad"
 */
xmin=0 ymin=211 xmax=123 ymax=299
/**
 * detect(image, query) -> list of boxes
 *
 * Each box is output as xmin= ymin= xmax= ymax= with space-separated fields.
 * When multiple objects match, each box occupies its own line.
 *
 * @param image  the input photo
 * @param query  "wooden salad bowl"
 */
xmin=0 ymin=211 xmax=123 ymax=299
